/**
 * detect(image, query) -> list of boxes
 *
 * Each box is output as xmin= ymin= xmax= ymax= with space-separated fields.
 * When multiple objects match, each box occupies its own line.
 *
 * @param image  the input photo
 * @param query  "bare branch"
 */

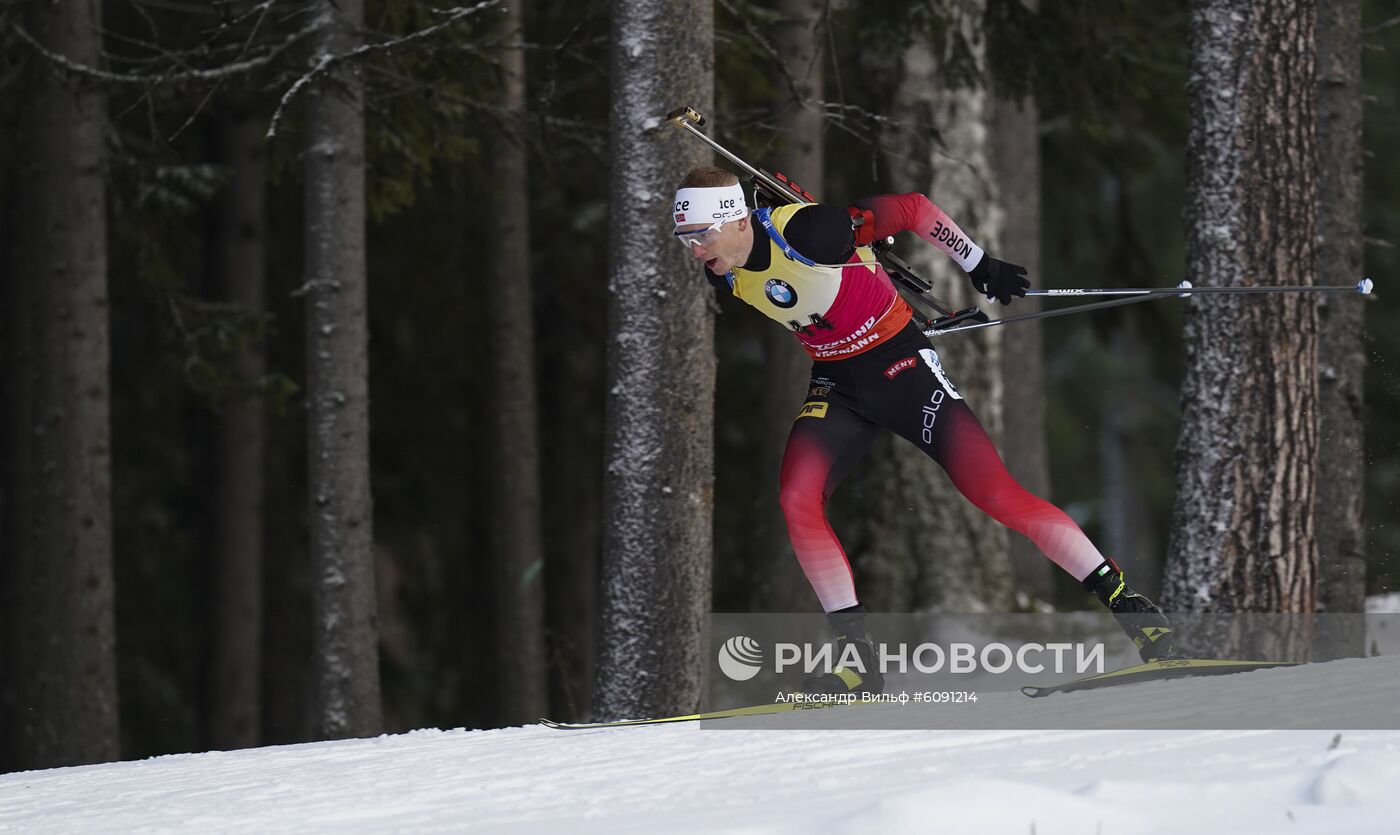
xmin=714 ymin=0 xmax=806 ymax=106
xmin=1363 ymin=12 xmax=1400 ymax=35
xmin=98 ymin=1 xmax=283 ymax=73
xmin=167 ymin=79 xmax=225 ymax=142
xmin=162 ymin=2 xmax=283 ymax=141
xmin=13 ymin=14 xmax=323 ymax=85
xmin=265 ymin=0 xmax=503 ymax=138
xmin=264 ymin=51 xmax=330 ymax=138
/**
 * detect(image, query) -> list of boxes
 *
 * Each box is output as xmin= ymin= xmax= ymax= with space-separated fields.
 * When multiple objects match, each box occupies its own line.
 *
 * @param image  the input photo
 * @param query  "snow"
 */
xmin=4 ymin=726 xmax=1399 ymax=834
xmin=1367 ymin=593 xmax=1400 ymax=613
xmin=4 ymin=660 xmax=1400 ymax=833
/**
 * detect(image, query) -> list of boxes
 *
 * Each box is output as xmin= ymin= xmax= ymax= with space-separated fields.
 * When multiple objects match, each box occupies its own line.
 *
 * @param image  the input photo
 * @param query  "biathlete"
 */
xmin=672 ymin=166 xmax=1175 ymax=694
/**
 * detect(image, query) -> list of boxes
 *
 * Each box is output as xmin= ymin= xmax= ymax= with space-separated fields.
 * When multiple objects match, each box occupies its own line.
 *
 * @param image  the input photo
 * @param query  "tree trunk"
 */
xmin=1313 ymin=0 xmax=1366 ymax=655
xmin=853 ymin=14 xmax=1014 ymax=613
xmin=0 ymin=72 xmax=10 ymax=767
xmin=1 ymin=0 xmax=120 ymax=769
xmin=751 ymin=0 xmax=826 ymax=614
xmin=261 ymin=422 xmax=313 ymax=745
xmin=303 ymin=0 xmax=382 ymax=739
xmin=205 ymin=94 xmax=268 ymax=751
xmin=542 ymin=308 xmax=602 ymax=724
xmin=488 ymin=0 xmax=549 ymax=725
xmin=990 ymin=55 xmax=1053 ymax=606
xmin=594 ymin=0 xmax=714 ymax=722
xmin=1099 ymin=325 xmax=1157 ymax=593
xmin=1164 ymin=0 xmax=1319 ymax=622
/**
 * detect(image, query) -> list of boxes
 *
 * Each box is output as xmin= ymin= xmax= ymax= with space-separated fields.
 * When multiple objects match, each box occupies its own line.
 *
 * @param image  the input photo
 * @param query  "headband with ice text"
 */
xmin=673 ymin=184 xmax=748 ymax=228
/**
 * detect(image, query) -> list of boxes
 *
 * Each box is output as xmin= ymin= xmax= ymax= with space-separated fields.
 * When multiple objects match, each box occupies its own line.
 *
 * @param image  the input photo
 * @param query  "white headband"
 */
xmin=673 ymin=183 xmax=748 ymax=228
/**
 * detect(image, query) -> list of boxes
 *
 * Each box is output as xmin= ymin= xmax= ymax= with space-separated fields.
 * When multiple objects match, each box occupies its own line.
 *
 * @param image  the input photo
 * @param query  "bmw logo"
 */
xmin=765 ymin=279 xmax=797 ymax=309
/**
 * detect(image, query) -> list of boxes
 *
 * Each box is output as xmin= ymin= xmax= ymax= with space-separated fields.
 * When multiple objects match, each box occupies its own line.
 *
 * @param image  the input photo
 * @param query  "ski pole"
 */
xmin=1023 ymin=279 xmax=1374 ymax=299
xmin=927 ymin=279 xmax=1376 ymax=337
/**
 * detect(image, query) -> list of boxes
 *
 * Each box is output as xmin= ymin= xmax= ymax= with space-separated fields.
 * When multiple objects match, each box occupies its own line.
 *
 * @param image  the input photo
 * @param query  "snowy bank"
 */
xmin=4 ymin=658 xmax=1400 ymax=834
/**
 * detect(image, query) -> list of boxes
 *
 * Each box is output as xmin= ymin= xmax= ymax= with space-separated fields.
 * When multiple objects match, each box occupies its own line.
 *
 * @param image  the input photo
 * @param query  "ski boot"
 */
xmin=1084 ymin=558 xmax=1178 ymax=663
xmin=803 ymin=605 xmax=884 ymax=696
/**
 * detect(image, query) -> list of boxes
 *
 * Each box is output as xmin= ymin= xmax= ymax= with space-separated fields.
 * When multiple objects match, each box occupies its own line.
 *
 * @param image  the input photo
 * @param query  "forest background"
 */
xmin=1 ymin=0 xmax=1397 ymax=769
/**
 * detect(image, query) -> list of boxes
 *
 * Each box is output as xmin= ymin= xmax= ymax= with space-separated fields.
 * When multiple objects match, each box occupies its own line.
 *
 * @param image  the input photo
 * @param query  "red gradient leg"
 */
xmin=778 ymin=404 xmax=877 ymax=612
xmin=935 ymin=403 xmax=1105 ymax=581
xmin=873 ymin=344 xmax=1107 ymax=583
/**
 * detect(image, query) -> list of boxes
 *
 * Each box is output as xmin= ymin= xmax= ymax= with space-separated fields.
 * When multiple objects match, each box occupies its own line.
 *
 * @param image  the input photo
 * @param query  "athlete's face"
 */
xmin=676 ymin=217 xmax=751 ymax=275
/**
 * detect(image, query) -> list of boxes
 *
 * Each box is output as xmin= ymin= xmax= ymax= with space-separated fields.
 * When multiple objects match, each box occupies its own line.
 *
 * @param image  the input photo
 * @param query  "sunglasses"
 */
xmin=673 ymin=218 xmax=731 ymax=249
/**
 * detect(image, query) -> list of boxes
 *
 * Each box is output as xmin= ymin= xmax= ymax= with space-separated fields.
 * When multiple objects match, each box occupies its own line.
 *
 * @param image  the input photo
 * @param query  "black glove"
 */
xmin=968 ymin=256 xmax=1030 ymax=305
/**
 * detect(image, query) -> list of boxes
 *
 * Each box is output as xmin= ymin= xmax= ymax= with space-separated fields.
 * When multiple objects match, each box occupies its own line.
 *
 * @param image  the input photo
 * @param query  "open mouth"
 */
xmin=705 ymin=258 xmax=719 ymax=271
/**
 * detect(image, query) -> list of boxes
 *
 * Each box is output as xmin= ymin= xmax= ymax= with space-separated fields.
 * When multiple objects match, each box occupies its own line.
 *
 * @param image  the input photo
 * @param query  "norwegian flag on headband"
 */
xmin=675 ymin=213 xmax=686 ymax=223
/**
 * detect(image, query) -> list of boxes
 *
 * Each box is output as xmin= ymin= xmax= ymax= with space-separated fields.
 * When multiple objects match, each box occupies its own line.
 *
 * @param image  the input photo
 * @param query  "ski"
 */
xmin=1020 ymin=658 xmax=1299 ymax=698
xmin=540 ymin=698 xmax=854 ymax=730
xmin=542 ymin=660 xmax=1303 ymax=724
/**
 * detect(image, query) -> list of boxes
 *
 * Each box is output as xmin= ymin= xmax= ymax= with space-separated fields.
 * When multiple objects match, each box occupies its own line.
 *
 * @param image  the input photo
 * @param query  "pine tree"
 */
xmin=989 ymin=0 xmax=1053 ymax=604
xmin=1165 ymin=0 xmax=1319 ymax=621
xmin=2 ymin=0 xmax=120 ymax=769
xmin=488 ymin=0 xmax=549 ymax=725
xmin=206 ymin=92 xmax=269 ymax=750
xmin=853 ymin=3 xmax=1015 ymax=612
xmin=302 ymin=0 xmax=383 ymax=738
xmin=1314 ymin=0 xmax=1367 ymax=654
xmin=594 ymin=0 xmax=715 ymax=721
xmin=751 ymin=0 xmax=828 ymax=614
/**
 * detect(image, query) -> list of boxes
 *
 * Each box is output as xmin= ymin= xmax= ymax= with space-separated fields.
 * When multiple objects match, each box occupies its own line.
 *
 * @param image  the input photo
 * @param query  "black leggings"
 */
xmin=778 ymin=322 xmax=1105 ymax=611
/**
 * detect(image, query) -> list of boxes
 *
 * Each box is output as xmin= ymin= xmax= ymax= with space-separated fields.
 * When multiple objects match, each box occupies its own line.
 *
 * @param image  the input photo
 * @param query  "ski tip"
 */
xmin=1358 ymin=277 xmax=1374 ymax=295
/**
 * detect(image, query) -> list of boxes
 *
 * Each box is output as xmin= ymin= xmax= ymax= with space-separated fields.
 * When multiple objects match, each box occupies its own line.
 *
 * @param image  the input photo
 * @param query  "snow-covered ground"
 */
xmin=1367 ymin=592 xmax=1400 ymax=613
xmin=4 ymin=659 xmax=1400 ymax=834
